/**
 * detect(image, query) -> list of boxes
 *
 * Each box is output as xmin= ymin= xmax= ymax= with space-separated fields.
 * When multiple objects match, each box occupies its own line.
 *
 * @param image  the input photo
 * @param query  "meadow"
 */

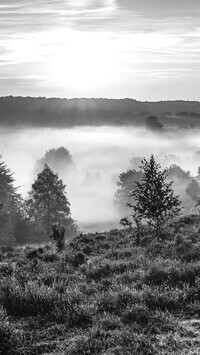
xmin=1 ymin=214 xmax=200 ymax=354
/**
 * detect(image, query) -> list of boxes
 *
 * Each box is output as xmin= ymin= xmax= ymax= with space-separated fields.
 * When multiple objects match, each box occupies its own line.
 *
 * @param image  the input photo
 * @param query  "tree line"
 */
xmin=1 ymin=148 xmax=200 ymax=246
xmin=1 ymin=97 xmax=200 ymax=127
xmin=0 ymin=158 xmax=77 ymax=245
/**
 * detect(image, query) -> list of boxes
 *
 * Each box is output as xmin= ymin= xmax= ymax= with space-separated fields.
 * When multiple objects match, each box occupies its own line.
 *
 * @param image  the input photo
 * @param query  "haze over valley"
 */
xmin=1 ymin=121 xmax=200 ymax=230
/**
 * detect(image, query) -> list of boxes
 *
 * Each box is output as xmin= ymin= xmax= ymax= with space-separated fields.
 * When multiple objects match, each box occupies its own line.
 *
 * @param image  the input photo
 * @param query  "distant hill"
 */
xmin=1 ymin=96 xmax=200 ymax=128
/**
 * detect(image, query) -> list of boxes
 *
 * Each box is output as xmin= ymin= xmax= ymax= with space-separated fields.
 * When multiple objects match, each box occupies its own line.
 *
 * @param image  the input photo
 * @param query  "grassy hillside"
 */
xmin=1 ymin=215 xmax=200 ymax=354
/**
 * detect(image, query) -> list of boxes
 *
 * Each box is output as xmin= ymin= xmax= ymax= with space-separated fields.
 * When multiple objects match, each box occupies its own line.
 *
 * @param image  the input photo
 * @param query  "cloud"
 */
xmin=0 ymin=0 xmax=117 ymax=34
xmin=116 ymin=0 xmax=200 ymax=17
xmin=0 ymin=0 xmax=200 ymax=99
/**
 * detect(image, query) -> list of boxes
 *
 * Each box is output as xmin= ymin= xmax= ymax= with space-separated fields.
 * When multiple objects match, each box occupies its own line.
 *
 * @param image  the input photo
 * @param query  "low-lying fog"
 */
xmin=1 ymin=126 xmax=200 ymax=230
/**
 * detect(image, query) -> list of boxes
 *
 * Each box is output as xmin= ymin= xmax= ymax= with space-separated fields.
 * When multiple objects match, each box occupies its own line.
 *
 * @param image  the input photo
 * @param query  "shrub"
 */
xmin=50 ymin=303 xmax=92 ymax=327
xmin=82 ymin=245 xmax=92 ymax=255
xmin=96 ymin=287 xmax=141 ymax=314
xmin=178 ymin=243 xmax=200 ymax=262
xmin=41 ymin=251 xmax=59 ymax=262
xmin=0 ymin=307 xmax=21 ymax=355
xmin=0 ymin=278 xmax=90 ymax=326
xmin=1 ymin=246 xmax=14 ymax=256
xmin=26 ymin=247 xmax=44 ymax=260
xmin=146 ymin=242 xmax=165 ymax=257
xmin=143 ymin=285 xmax=187 ymax=311
xmin=50 ymin=225 xmax=66 ymax=252
xmin=121 ymin=304 xmax=151 ymax=325
xmin=0 ymin=280 xmax=58 ymax=317
xmin=98 ymin=314 xmax=122 ymax=331
xmin=0 ymin=263 xmax=14 ymax=277
xmin=65 ymin=328 xmax=156 ymax=355
xmin=71 ymin=252 xmax=86 ymax=267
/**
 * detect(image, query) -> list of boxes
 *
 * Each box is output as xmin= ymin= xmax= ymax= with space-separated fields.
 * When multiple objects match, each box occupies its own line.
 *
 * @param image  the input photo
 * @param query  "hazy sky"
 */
xmin=0 ymin=0 xmax=200 ymax=100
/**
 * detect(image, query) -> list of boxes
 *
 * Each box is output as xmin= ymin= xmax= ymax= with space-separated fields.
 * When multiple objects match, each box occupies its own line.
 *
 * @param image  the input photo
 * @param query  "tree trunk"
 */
xmin=156 ymin=219 xmax=160 ymax=241
xmin=135 ymin=218 xmax=141 ymax=246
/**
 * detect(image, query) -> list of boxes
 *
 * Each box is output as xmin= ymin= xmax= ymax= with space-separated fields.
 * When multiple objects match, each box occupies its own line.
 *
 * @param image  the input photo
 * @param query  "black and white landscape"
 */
xmin=1 ymin=1 xmax=200 ymax=354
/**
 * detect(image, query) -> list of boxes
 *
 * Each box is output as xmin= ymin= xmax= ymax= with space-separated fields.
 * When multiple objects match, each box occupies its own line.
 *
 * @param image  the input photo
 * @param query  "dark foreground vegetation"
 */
xmin=2 ymin=215 xmax=200 ymax=354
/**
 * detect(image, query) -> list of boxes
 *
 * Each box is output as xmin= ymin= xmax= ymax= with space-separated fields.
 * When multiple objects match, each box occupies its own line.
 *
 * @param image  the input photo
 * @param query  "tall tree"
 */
xmin=26 ymin=165 xmax=76 ymax=237
xmin=0 ymin=157 xmax=14 ymax=207
xmin=35 ymin=147 xmax=74 ymax=176
xmin=0 ymin=156 xmax=17 ymax=244
xmin=129 ymin=155 xmax=181 ymax=240
xmin=186 ymin=178 xmax=200 ymax=202
xmin=167 ymin=164 xmax=190 ymax=182
xmin=114 ymin=169 xmax=143 ymax=214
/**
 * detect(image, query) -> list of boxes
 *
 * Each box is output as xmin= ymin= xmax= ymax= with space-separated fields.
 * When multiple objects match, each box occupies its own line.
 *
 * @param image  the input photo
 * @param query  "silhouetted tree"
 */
xmin=167 ymin=164 xmax=190 ymax=182
xmin=0 ymin=157 xmax=17 ymax=244
xmin=115 ymin=169 xmax=143 ymax=214
xmin=50 ymin=224 xmax=65 ymax=251
xmin=26 ymin=165 xmax=76 ymax=237
xmin=162 ymin=154 xmax=181 ymax=168
xmin=129 ymin=155 xmax=181 ymax=240
xmin=0 ymin=157 xmax=14 ymax=207
xmin=186 ymin=178 xmax=200 ymax=202
xmin=35 ymin=147 xmax=74 ymax=175
xmin=129 ymin=156 xmax=142 ymax=170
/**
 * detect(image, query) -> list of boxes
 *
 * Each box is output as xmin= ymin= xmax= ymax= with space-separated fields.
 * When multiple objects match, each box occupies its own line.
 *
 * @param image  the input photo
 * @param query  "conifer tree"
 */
xmin=26 ymin=165 xmax=75 ymax=236
xmin=130 ymin=155 xmax=181 ymax=240
xmin=0 ymin=156 xmax=17 ymax=243
xmin=0 ymin=157 xmax=15 ymax=207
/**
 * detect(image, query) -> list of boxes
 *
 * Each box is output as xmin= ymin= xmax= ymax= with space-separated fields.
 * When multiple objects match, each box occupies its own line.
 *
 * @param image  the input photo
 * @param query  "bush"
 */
xmin=98 ymin=314 xmax=122 ymax=331
xmin=41 ymin=251 xmax=59 ymax=262
xmin=50 ymin=303 xmax=92 ymax=327
xmin=0 ymin=263 xmax=14 ymax=277
xmin=0 ymin=307 xmax=21 ymax=355
xmin=50 ymin=225 xmax=65 ymax=251
xmin=121 ymin=304 xmax=151 ymax=325
xmin=96 ymin=287 xmax=141 ymax=314
xmin=71 ymin=252 xmax=86 ymax=267
xmin=0 ymin=280 xmax=58 ymax=317
xmin=143 ymin=285 xmax=186 ymax=311
xmin=65 ymin=327 xmax=156 ymax=355
xmin=26 ymin=247 xmax=44 ymax=260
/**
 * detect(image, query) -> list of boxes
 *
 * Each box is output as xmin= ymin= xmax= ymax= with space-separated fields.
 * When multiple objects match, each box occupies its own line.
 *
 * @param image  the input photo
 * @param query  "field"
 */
xmin=1 ymin=215 xmax=200 ymax=354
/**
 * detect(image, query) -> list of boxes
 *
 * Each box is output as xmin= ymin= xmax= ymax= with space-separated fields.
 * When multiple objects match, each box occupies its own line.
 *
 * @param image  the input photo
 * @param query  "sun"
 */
xmin=51 ymin=31 xmax=115 ymax=91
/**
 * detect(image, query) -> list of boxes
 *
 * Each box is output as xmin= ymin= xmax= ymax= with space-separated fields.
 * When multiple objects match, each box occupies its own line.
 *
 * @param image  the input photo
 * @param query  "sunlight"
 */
xmin=51 ymin=31 xmax=116 ymax=90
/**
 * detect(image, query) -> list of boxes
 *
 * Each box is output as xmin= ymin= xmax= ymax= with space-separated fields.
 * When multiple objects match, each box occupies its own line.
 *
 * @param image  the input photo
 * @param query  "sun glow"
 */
xmin=51 ymin=31 xmax=116 ymax=91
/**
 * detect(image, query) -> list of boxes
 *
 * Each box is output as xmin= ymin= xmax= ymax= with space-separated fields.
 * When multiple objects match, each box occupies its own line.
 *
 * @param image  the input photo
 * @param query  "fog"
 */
xmin=1 ymin=126 xmax=200 ymax=230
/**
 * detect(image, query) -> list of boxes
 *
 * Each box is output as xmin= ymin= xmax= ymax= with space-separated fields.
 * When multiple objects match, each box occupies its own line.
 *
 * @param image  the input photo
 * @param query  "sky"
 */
xmin=0 ymin=0 xmax=200 ymax=100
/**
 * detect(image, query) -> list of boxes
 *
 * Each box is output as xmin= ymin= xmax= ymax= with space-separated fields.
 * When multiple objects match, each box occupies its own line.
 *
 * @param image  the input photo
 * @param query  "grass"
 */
xmin=1 ymin=215 xmax=200 ymax=353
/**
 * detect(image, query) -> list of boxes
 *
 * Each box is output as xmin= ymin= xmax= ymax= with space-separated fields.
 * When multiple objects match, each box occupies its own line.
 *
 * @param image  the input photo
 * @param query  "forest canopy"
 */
xmin=0 ymin=97 xmax=200 ymax=128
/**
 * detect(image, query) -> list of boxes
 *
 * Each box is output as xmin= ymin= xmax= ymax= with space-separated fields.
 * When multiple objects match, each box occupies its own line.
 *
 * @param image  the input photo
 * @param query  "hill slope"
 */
xmin=1 ymin=96 xmax=200 ymax=127
xmin=1 ymin=216 xmax=200 ymax=354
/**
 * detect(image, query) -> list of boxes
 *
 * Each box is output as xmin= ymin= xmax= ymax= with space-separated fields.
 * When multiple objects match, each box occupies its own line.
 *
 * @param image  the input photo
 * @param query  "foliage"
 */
xmin=129 ymin=155 xmax=181 ymax=239
xmin=0 ymin=157 xmax=24 ymax=245
xmin=114 ymin=169 xmax=143 ymax=214
xmin=50 ymin=224 xmax=66 ymax=251
xmin=186 ymin=178 xmax=200 ymax=201
xmin=26 ymin=165 xmax=76 ymax=237
xmin=0 ymin=307 xmax=21 ymax=355
xmin=1 ymin=217 xmax=200 ymax=353
xmin=129 ymin=156 xmax=142 ymax=170
xmin=35 ymin=146 xmax=74 ymax=175
xmin=167 ymin=164 xmax=191 ymax=182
